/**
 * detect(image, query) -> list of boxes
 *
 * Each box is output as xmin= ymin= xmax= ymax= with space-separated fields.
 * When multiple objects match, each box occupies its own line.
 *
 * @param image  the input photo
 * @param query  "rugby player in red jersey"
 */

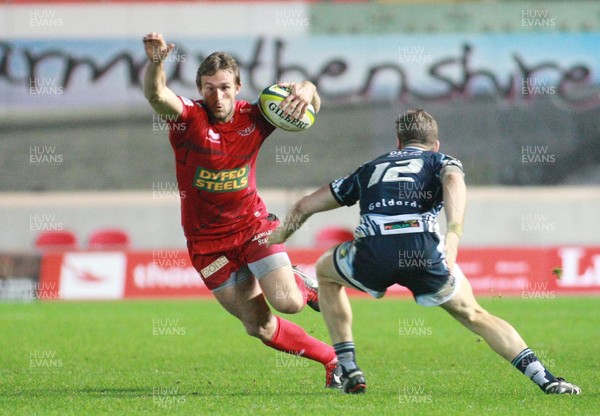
xmin=142 ymin=32 xmax=341 ymax=388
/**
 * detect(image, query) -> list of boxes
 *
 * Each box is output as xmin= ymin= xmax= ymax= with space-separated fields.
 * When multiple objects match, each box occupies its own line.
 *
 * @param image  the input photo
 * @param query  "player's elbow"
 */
xmin=442 ymin=171 xmax=466 ymax=195
xmin=143 ymin=82 xmax=168 ymax=102
xmin=144 ymin=90 xmax=163 ymax=105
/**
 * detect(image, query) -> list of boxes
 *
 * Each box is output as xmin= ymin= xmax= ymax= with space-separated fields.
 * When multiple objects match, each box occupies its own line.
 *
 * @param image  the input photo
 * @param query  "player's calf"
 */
xmin=241 ymin=315 xmax=278 ymax=342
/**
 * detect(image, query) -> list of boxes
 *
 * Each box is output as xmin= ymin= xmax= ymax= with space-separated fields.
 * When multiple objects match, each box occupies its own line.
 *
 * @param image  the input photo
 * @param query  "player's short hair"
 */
xmin=396 ymin=109 xmax=438 ymax=148
xmin=196 ymin=52 xmax=241 ymax=88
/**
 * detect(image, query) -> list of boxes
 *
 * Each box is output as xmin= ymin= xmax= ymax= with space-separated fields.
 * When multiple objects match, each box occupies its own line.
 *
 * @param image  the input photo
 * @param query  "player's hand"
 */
xmin=143 ymin=32 xmax=175 ymax=64
xmin=278 ymin=81 xmax=316 ymax=119
xmin=267 ymin=227 xmax=290 ymax=246
xmin=444 ymin=231 xmax=460 ymax=275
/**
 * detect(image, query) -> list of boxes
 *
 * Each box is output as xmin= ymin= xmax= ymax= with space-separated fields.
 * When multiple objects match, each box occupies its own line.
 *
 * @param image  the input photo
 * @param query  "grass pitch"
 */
xmin=1 ymin=296 xmax=598 ymax=415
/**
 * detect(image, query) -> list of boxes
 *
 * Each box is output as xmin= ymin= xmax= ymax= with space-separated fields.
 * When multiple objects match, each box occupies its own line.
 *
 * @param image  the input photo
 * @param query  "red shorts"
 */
xmin=187 ymin=215 xmax=288 ymax=291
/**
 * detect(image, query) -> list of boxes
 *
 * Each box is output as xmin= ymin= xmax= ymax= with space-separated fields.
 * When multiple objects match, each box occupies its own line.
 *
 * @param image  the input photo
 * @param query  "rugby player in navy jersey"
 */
xmin=269 ymin=109 xmax=580 ymax=395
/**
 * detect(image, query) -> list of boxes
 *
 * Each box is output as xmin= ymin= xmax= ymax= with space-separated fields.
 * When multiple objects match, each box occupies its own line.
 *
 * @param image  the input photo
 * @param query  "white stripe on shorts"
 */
xmin=212 ymin=252 xmax=292 ymax=292
xmin=248 ymin=252 xmax=291 ymax=280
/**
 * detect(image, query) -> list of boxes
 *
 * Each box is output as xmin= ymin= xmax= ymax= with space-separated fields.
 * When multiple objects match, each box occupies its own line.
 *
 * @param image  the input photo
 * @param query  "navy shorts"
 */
xmin=333 ymin=233 xmax=460 ymax=305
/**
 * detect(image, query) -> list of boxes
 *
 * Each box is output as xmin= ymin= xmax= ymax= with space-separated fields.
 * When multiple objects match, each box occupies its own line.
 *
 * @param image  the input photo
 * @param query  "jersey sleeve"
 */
xmin=175 ymin=96 xmax=195 ymax=121
xmin=250 ymin=101 xmax=276 ymax=142
xmin=436 ymin=153 xmax=464 ymax=177
xmin=168 ymin=96 xmax=197 ymax=144
xmin=329 ymin=166 xmax=363 ymax=207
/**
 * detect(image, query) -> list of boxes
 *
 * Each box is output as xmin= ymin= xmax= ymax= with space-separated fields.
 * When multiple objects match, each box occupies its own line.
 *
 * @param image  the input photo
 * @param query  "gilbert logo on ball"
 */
xmin=258 ymin=85 xmax=315 ymax=132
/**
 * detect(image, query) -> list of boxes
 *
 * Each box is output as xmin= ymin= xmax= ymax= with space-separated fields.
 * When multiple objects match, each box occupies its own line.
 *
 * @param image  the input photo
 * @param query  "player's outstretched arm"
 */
xmin=278 ymin=80 xmax=321 ymax=119
xmin=268 ymin=184 xmax=340 ymax=245
xmin=142 ymin=32 xmax=183 ymax=118
xmin=441 ymin=166 xmax=466 ymax=274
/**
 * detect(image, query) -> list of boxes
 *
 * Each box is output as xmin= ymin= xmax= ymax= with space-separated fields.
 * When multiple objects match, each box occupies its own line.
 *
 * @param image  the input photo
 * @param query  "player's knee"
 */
xmin=263 ymin=283 xmax=304 ymax=313
xmin=271 ymin=298 xmax=303 ymax=314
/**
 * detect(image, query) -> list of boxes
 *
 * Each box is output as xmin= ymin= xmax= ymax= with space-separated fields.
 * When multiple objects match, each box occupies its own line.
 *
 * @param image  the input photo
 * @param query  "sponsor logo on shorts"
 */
xmin=338 ymin=245 xmax=349 ymax=258
xmin=201 ymin=256 xmax=229 ymax=278
xmin=193 ymin=165 xmax=249 ymax=193
xmin=384 ymin=219 xmax=420 ymax=231
xmin=252 ymin=230 xmax=273 ymax=245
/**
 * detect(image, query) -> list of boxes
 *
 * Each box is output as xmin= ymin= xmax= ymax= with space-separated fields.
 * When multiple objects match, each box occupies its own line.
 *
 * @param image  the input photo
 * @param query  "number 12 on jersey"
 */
xmin=367 ymin=158 xmax=424 ymax=188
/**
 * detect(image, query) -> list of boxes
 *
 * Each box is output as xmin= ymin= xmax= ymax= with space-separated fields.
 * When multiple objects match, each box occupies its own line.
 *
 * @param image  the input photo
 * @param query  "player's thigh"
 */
xmin=212 ymin=273 xmax=272 ymax=329
xmin=258 ymin=264 xmax=304 ymax=312
xmin=439 ymin=270 xmax=484 ymax=321
xmin=315 ymin=247 xmax=352 ymax=287
xmin=242 ymin=232 xmax=302 ymax=311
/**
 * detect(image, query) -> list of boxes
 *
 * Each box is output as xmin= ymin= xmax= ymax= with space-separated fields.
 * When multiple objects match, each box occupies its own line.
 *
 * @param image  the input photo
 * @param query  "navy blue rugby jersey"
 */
xmin=329 ymin=147 xmax=463 ymax=238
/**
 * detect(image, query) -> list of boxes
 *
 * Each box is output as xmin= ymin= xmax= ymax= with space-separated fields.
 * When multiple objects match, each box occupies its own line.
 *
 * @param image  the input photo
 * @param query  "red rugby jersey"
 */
xmin=168 ymin=96 xmax=276 ymax=253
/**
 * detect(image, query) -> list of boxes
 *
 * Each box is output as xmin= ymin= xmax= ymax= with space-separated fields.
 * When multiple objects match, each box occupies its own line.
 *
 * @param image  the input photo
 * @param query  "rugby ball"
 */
xmin=258 ymin=85 xmax=316 ymax=132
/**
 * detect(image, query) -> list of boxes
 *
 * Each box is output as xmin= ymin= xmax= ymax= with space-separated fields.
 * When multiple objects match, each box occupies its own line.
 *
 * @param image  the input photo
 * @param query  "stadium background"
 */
xmin=1 ymin=0 xmax=599 ymax=299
